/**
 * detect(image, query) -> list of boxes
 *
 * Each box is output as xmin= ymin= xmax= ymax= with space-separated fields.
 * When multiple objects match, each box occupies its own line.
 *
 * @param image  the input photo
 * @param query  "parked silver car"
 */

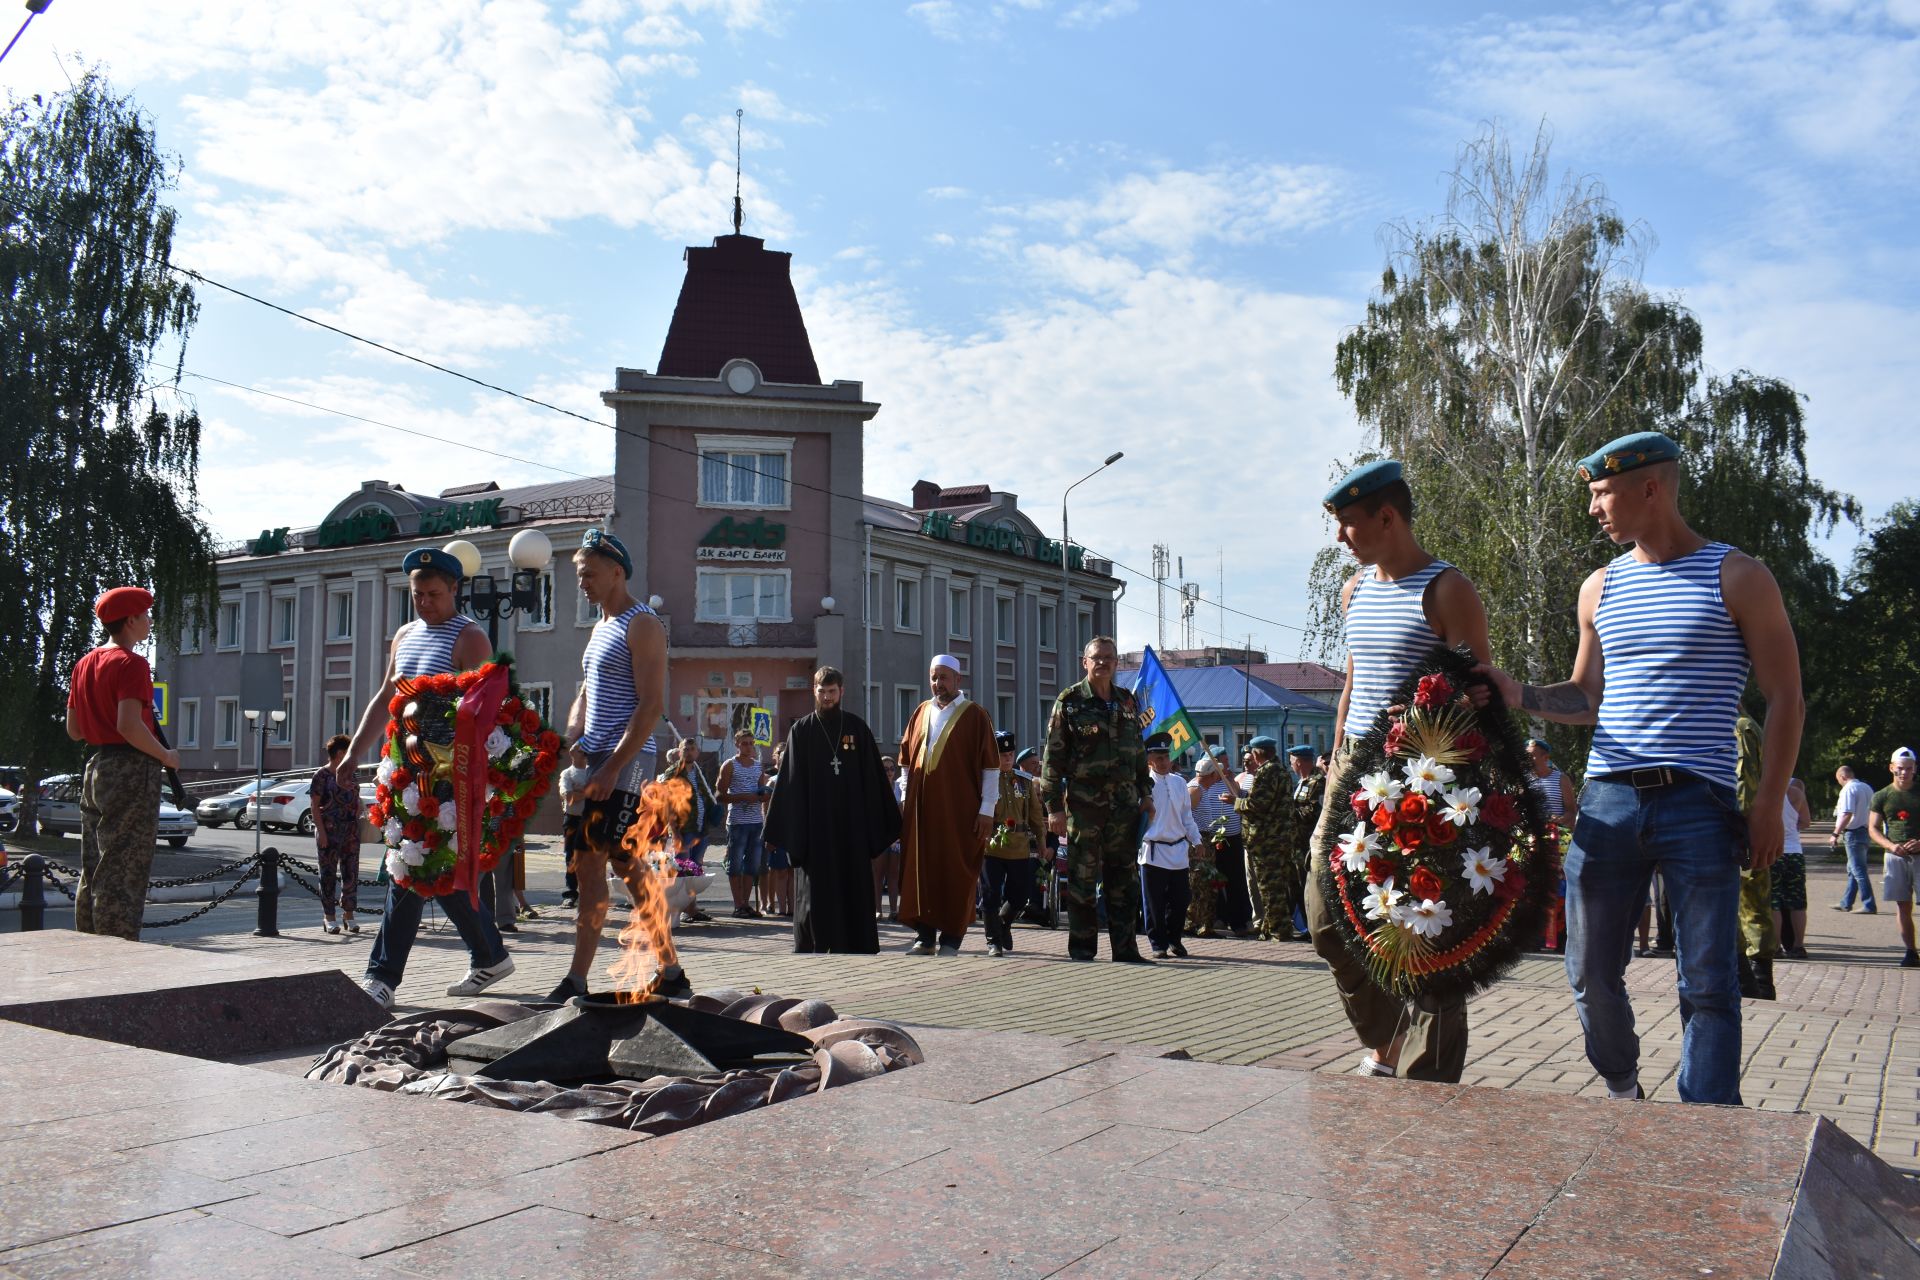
xmin=37 ymin=779 xmax=199 ymax=848
xmin=195 ymin=778 xmax=275 ymax=829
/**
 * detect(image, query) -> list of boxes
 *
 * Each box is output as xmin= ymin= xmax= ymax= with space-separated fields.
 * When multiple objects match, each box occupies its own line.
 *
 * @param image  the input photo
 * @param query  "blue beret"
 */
xmin=402 ymin=547 xmax=465 ymax=580
xmin=1323 ymin=459 xmax=1403 ymax=513
xmin=1526 ymin=737 xmax=1551 ymax=755
xmin=1143 ymin=732 xmax=1173 ymax=753
xmin=1014 ymin=747 xmax=1038 ymax=766
xmin=1247 ymin=735 xmax=1279 ymax=754
xmin=1286 ymin=743 xmax=1315 ymax=759
xmin=580 ymin=527 xmax=633 ymax=577
xmin=1576 ymin=432 xmax=1680 ymax=483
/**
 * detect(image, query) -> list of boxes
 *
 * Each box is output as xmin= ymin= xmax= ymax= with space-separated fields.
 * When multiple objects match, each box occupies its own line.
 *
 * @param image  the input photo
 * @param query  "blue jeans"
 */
xmin=726 ymin=823 xmax=766 ymax=876
xmin=366 ymin=880 xmax=509 ymax=988
xmin=1840 ymin=828 xmax=1876 ymax=910
xmin=1565 ymin=775 xmax=1746 ymax=1106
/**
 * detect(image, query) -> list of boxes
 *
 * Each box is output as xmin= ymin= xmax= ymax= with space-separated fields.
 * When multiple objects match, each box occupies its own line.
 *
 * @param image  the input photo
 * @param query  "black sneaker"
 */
xmin=1902 ymin=952 xmax=1920 ymax=969
xmin=1169 ymin=941 xmax=1188 ymax=959
xmin=547 ymin=974 xmax=589 ymax=1001
xmin=653 ymin=968 xmax=693 ymax=999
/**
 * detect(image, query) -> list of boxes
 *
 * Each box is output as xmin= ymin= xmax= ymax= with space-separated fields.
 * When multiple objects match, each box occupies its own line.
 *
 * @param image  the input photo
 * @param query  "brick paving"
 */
xmin=150 ymin=837 xmax=1920 ymax=1173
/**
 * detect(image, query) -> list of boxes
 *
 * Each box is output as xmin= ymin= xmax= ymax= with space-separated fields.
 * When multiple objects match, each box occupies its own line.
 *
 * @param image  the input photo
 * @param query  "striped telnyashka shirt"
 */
xmin=394 ymin=615 xmax=474 ymax=678
xmin=1342 ymin=559 xmax=1451 ymax=739
xmin=579 ymin=600 xmax=657 ymax=754
xmin=1587 ymin=542 xmax=1749 ymax=790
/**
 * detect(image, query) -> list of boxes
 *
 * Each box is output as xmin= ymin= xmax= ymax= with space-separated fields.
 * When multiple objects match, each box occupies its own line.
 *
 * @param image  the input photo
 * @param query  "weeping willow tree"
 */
xmin=0 ymin=72 xmax=216 ymax=829
xmin=1310 ymin=124 xmax=1855 ymax=775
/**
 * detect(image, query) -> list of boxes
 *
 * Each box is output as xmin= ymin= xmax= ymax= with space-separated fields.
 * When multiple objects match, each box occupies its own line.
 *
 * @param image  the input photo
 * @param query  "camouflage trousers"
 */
xmin=1064 ymin=803 xmax=1144 ymax=960
xmin=1186 ymin=849 xmax=1217 ymax=934
xmin=1247 ymin=839 xmax=1297 ymax=941
xmin=1739 ymin=864 xmax=1777 ymax=959
xmin=77 ymin=747 xmax=161 ymax=941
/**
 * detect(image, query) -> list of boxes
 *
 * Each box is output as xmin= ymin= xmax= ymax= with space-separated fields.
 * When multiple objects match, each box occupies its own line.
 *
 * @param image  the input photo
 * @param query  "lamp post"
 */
xmin=1061 ymin=451 xmax=1124 ymax=661
xmin=243 ymin=706 xmax=287 ymax=864
xmin=449 ymin=530 xmax=554 ymax=649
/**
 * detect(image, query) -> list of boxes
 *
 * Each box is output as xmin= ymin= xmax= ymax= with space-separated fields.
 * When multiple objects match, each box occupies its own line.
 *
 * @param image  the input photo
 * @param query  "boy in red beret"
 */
xmin=66 ymin=586 xmax=177 ymax=939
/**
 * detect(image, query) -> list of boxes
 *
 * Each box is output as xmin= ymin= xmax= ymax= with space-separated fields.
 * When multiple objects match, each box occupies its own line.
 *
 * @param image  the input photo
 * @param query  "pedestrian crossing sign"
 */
xmin=152 ymin=681 xmax=169 ymax=727
xmin=750 ymin=706 xmax=774 ymax=747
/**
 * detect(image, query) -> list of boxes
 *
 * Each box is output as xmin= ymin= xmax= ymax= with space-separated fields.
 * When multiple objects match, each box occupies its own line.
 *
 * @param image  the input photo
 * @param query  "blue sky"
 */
xmin=6 ymin=0 xmax=1915 ymax=660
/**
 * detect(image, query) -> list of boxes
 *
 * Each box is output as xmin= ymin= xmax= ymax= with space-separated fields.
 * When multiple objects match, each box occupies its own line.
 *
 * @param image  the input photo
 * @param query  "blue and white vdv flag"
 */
xmin=1131 ymin=647 xmax=1203 ymax=761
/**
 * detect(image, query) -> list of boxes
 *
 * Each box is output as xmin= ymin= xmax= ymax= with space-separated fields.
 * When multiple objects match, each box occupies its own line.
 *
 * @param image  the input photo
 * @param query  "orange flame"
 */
xmin=609 ymin=777 xmax=693 ymax=1003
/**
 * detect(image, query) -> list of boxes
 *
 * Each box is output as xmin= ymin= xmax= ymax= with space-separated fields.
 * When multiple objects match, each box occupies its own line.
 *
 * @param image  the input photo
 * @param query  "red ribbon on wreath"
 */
xmin=452 ymin=662 xmax=509 ymax=909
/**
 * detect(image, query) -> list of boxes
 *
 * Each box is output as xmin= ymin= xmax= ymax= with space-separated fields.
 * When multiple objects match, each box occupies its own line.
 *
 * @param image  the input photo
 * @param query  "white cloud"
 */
xmin=801 ymin=251 xmax=1360 ymax=653
xmin=1014 ymin=162 xmax=1347 ymax=258
xmin=735 ymin=81 xmax=822 ymax=124
xmin=1434 ymin=2 xmax=1920 ymax=183
xmin=1059 ymin=0 xmax=1137 ymax=28
xmin=907 ymin=0 xmax=968 ymax=40
xmin=925 ymin=185 xmax=972 ymax=200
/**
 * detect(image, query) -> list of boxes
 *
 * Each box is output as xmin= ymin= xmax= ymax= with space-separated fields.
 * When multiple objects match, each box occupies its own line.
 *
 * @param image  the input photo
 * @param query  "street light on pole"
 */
xmin=243 ymin=706 xmax=287 ymax=864
xmin=1061 ymin=450 xmax=1124 ymax=662
xmin=449 ymin=530 xmax=554 ymax=649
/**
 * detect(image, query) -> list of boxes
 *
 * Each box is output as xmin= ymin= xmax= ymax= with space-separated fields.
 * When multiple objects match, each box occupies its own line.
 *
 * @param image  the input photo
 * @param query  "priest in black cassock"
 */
xmin=764 ymin=666 xmax=903 ymax=953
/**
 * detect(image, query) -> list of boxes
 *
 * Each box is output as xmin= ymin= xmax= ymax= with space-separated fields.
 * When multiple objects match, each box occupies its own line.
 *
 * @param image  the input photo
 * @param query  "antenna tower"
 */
xmin=732 ymin=108 xmax=744 ymax=234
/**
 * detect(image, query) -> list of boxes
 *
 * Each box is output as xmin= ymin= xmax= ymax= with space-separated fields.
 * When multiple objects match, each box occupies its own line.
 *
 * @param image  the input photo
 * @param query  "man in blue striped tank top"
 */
xmin=1306 ymin=460 xmax=1491 ymax=1083
xmin=1478 ymin=432 xmax=1804 ymax=1106
xmin=338 ymin=548 xmax=514 ymax=1008
xmin=549 ymin=529 xmax=676 ymax=1002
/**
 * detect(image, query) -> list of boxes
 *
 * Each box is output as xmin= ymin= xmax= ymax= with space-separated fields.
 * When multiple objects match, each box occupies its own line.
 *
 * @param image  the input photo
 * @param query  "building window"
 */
xmin=1203 ymin=729 xmax=1222 ymax=754
xmin=696 ymin=435 xmax=791 ymax=509
xmin=521 ymin=682 xmax=553 ymax=726
xmin=996 ymin=694 xmax=1015 ymax=735
xmin=948 ymin=585 xmax=970 ymax=640
xmin=270 ymin=595 xmax=297 ymax=647
xmin=273 ymin=699 xmax=294 ymax=745
xmin=866 ymin=569 xmax=881 ymax=629
xmin=576 ymin=572 xmax=597 ymax=626
xmin=388 ymin=584 xmax=415 ymax=631
xmin=1039 ymin=698 xmax=1055 ymax=739
xmin=1038 ymin=601 xmax=1056 ymax=651
xmin=327 ymin=588 xmax=354 ymax=641
xmin=327 ymin=694 xmax=353 ymax=739
xmin=894 ymin=578 xmax=920 ymax=632
xmin=215 ymin=698 xmax=240 ymax=748
xmin=177 ymin=698 xmax=200 ymax=750
xmin=995 ymin=596 xmax=1015 ymax=645
xmin=1075 ymin=607 xmax=1094 ymax=653
xmin=178 ymin=619 xmax=202 ymax=655
xmin=894 ymin=686 xmax=921 ymax=742
xmin=216 ymin=600 xmax=242 ymax=651
xmin=520 ymin=571 xmax=554 ymax=630
xmin=695 ymin=569 xmax=791 ymax=622
xmin=866 ymin=682 xmax=881 ymax=723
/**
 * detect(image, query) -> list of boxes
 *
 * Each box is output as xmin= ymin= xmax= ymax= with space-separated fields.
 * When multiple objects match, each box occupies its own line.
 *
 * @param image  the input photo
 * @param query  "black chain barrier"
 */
xmin=279 ymin=858 xmax=387 ymax=918
xmin=38 ymin=862 xmax=77 ymax=901
xmin=141 ymin=863 xmax=261 ymax=930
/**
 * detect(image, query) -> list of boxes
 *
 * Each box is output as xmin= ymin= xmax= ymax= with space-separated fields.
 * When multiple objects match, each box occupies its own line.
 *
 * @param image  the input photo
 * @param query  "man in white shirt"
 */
xmin=1832 ymin=764 xmax=1878 ymax=914
xmin=1139 ymin=733 xmax=1203 ymax=959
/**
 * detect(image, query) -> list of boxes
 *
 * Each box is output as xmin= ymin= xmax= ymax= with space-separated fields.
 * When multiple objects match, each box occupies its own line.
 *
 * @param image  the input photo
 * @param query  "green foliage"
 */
xmin=0 ymin=73 xmax=216 ymax=816
xmin=1807 ymin=503 xmax=1920 ymax=793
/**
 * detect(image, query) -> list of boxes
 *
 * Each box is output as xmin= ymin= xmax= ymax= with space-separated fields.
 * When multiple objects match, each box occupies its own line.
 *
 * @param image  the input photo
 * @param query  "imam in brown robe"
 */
xmin=899 ymin=695 xmax=999 ymax=942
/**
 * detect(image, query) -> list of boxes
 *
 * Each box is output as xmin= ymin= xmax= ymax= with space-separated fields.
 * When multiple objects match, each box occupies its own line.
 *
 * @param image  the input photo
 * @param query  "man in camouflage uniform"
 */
xmin=1239 ymin=737 xmax=1297 ymax=941
xmin=1287 ymin=743 xmax=1325 ymax=935
xmin=1043 ymin=635 xmax=1154 ymax=964
xmin=1735 ymin=712 xmax=1777 ymax=1000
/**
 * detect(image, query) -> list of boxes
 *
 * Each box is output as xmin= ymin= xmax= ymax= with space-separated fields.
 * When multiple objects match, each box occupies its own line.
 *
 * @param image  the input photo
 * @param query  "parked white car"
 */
xmin=244 ymin=784 xmax=313 ymax=835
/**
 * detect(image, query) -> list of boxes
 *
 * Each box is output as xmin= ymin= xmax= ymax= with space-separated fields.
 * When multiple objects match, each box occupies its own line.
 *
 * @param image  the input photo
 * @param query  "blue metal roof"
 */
xmin=1117 ymin=666 xmax=1334 ymax=715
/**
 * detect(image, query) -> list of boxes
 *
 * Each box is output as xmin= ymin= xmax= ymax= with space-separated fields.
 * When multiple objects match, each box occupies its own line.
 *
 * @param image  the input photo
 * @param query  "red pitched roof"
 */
xmin=1252 ymin=662 xmax=1344 ymax=689
xmin=656 ymin=235 xmax=821 ymax=385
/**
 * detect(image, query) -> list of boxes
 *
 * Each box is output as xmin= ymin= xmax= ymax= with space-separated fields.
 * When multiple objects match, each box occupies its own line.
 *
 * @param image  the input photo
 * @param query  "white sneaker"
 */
xmin=986 ymin=943 xmax=1004 ymax=958
xmin=446 ymin=956 xmax=515 ymax=997
xmin=1355 ymin=1053 xmax=1396 ymax=1078
xmin=323 ymin=919 xmax=341 ymax=935
xmin=937 ymin=943 xmax=959 ymax=957
xmin=906 ymin=940 xmax=934 ymax=955
xmin=360 ymin=976 xmax=395 ymax=1009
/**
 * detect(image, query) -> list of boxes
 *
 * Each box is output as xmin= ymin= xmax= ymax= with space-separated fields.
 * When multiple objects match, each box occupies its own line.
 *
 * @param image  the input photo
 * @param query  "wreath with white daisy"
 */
xmin=1315 ymin=645 xmax=1555 ymax=1001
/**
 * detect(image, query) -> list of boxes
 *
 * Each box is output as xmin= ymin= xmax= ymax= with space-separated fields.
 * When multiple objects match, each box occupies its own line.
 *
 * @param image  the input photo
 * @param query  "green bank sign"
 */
xmin=918 ymin=511 xmax=1086 ymax=570
xmin=251 ymin=498 xmax=508 ymax=555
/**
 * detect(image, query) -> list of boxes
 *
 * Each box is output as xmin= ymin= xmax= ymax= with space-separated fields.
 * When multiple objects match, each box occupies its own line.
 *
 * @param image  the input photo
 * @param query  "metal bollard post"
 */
xmin=20 ymin=854 xmax=45 ymax=932
xmin=254 ymin=847 xmax=280 ymax=937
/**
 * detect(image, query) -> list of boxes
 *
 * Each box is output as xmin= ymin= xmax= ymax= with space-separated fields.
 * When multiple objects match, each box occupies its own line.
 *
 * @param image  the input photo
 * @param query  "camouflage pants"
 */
xmin=76 ymin=748 xmax=161 ymax=941
xmin=1739 ymin=864 xmax=1777 ymax=959
xmin=1247 ymin=839 xmax=1296 ymax=940
xmin=1186 ymin=850 xmax=1216 ymax=934
xmin=1064 ymin=803 xmax=1144 ymax=959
